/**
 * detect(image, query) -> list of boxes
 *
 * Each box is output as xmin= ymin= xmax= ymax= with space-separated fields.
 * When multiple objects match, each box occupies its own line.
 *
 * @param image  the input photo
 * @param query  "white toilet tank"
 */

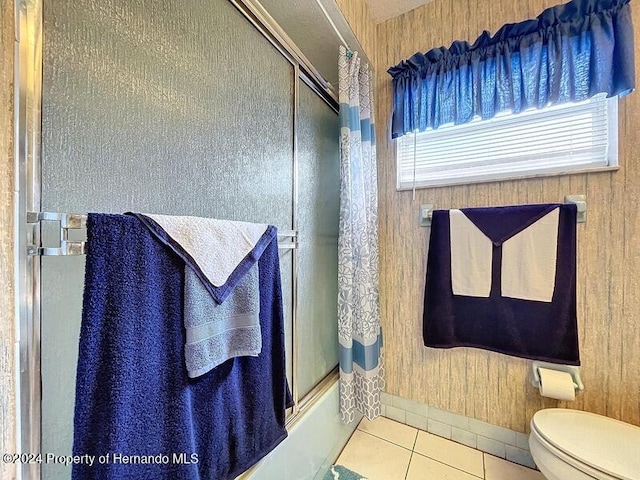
xmin=531 ymin=409 xmax=640 ymax=480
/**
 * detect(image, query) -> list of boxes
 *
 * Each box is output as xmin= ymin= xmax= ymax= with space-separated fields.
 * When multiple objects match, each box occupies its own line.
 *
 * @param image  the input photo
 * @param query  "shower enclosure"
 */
xmin=15 ymin=0 xmax=362 ymax=478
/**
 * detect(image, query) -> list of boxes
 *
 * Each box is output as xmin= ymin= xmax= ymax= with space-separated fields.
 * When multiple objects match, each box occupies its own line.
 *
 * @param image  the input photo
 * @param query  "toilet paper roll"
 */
xmin=538 ymin=368 xmax=576 ymax=401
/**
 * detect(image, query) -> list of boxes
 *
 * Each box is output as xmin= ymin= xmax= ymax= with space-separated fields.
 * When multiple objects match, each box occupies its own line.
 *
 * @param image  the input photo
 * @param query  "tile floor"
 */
xmin=336 ymin=416 xmax=545 ymax=480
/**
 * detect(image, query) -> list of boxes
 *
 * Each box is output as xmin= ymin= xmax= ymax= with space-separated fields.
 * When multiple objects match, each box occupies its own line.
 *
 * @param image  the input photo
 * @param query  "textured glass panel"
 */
xmin=41 ymin=1 xmax=294 ymax=478
xmin=296 ymin=81 xmax=340 ymax=398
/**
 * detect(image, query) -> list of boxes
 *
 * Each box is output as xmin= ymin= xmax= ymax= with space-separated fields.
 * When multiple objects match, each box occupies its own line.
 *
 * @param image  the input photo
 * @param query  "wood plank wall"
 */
xmin=0 ymin=0 xmax=16 ymax=478
xmin=374 ymin=0 xmax=640 ymax=432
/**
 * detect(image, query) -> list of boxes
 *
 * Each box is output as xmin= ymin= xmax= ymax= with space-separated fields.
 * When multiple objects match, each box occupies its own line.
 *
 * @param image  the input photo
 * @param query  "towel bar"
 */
xmin=26 ymin=212 xmax=298 ymax=256
xmin=564 ymin=195 xmax=586 ymax=223
xmin=419 ymin=204 xmax=434 ymax=227
xmin=419 ymin=195 xmax=587 ymax=227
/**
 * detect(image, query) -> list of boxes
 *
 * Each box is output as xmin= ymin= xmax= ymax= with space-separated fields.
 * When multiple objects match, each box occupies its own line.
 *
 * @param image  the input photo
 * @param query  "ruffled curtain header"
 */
xmin=387 ymin=0 xmax=635 ymax=139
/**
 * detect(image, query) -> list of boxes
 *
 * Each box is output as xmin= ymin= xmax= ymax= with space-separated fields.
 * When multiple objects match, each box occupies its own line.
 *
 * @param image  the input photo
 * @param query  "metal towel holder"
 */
xmin=419 ymin=195 xmax=587 ymax=227
xmin=26 ymin=212 xmax=298 ymax=256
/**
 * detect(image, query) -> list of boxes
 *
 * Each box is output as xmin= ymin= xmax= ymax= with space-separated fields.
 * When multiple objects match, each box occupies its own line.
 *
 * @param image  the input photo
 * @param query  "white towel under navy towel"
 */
xmin=423 ymin=203 xmax=579 ymax=365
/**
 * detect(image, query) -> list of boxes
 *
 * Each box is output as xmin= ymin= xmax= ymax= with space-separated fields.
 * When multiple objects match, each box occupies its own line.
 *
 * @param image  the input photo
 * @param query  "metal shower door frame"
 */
xmin=14 ymin=0 xmax=43 ymax=478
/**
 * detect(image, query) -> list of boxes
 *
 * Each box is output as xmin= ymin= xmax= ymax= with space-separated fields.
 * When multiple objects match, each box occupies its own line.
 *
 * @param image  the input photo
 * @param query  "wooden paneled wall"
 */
xmin=0 ymin=0 xmax=16 ymax=478
xmin=335 ymin=0 xmax=377 ymax=64
xmin=374 ymin=0 xmax=640 ymax=432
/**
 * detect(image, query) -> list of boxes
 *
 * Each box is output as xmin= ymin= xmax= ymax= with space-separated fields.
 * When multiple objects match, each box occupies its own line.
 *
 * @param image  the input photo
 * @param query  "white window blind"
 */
xmin=396 ymin=94 xmax=618 ymax=190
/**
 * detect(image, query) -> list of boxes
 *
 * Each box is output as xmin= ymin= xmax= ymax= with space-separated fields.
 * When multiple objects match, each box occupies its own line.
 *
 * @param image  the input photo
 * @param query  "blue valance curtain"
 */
xmin=387 ymin=0 xmax=635 ymax=139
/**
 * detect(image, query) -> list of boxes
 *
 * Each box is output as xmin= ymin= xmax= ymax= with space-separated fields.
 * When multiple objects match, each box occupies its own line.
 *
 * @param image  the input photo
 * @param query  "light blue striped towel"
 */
xmin=184 ymin=264 xmax=261 ymax=377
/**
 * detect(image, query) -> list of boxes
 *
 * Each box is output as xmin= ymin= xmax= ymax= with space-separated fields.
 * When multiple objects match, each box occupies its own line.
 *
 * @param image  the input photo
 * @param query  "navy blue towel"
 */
xmin=423 ymin=203 xmax=579 ymax=365
xmin=73 ymin=214 xmax=292 ymax=480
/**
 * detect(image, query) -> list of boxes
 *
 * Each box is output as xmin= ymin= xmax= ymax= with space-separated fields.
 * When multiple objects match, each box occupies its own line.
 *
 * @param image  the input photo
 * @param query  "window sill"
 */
xmin=396 ymin=165 xmax=620 ymax=191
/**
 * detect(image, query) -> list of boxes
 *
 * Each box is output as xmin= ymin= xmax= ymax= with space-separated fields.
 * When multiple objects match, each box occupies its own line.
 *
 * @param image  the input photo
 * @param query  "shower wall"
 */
xmin=297 ymin=81 xmax=340 ymax=397
xmin=40 ymin=0 xmax=339 ymax=478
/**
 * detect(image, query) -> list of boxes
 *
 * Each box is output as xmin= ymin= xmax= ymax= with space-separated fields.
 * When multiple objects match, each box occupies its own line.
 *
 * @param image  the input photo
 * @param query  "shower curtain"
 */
xmin=337 ymin=46 xmax=383 ymax=423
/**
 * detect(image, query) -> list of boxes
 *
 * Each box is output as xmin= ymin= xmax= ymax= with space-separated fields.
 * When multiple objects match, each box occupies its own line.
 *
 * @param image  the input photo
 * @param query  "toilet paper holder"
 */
xmin=530 ymin=361 xmax=584 ymax=391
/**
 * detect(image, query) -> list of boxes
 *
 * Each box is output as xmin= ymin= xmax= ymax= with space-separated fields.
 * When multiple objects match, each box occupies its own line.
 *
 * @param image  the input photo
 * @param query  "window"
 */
xmin=396 ymin=94 xmax=618 ymax=190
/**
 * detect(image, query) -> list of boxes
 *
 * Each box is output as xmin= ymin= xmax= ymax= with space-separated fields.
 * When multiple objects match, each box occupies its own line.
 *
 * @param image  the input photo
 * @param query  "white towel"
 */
xmin=144 ymin=213 xmax=269 ymax=287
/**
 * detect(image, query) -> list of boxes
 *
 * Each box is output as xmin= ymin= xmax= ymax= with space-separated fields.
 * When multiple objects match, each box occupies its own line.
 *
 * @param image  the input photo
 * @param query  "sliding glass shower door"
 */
xmin=38 ymin=0 xmax=339 ymax=479
xmin=296 ymin=80 xmax=340 ymax=398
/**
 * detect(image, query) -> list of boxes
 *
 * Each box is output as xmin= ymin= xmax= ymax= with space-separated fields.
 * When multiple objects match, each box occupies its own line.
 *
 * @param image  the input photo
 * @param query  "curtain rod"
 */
xmin=313 ymin=0 xmax=351 ymax=52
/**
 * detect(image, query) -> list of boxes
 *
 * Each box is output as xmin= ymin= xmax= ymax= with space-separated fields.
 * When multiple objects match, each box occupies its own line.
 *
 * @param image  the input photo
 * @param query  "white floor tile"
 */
xmin=357 ymin=416 xmax=418 ymax=450
xmin=413 ymin=431 xmax=484 ymax=478
xmin=484 ymin=454 xmax=546 ymax=480
xmin=406 ymin=453 xmax=483 ymax=480
xmin=337 ymin=430 xmax=412 ymax=480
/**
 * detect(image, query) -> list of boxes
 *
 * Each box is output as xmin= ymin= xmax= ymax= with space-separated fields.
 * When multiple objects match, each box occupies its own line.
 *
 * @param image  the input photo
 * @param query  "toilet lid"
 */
xmin=531 ymin=409 xmax=640 ymax=480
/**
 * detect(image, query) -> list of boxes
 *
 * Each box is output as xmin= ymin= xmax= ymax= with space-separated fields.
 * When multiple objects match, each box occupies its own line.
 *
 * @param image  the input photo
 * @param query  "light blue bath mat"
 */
xmin=324 ymin=465 xmax=369 ymax=480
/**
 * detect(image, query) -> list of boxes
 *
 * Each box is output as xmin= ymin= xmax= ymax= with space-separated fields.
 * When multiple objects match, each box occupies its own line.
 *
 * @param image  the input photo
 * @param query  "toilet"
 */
xmin=529 ymin=409 xmax=640 ymax=480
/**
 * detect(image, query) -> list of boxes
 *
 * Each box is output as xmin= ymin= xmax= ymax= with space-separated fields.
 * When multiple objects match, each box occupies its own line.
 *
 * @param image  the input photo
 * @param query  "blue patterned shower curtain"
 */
xmin=337 ymin=46 xmax=384 ymax=423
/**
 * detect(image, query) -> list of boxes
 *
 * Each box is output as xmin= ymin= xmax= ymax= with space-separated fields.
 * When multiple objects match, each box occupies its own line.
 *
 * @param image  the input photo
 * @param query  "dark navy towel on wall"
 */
xmin=72 ymin=214 xmax=291 ymax=480
xmin=423 ymin=203 xmax=579 ymax=365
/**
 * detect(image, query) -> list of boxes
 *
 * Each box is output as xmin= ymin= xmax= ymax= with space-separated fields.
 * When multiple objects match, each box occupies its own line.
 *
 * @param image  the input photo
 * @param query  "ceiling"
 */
xmin=254 ymin=0 xmax=430 ymax=96
xmin=364 ymin=0 xmax=433 ymax=23
xmin=258 ymin=0 xmax=368 ymax=93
